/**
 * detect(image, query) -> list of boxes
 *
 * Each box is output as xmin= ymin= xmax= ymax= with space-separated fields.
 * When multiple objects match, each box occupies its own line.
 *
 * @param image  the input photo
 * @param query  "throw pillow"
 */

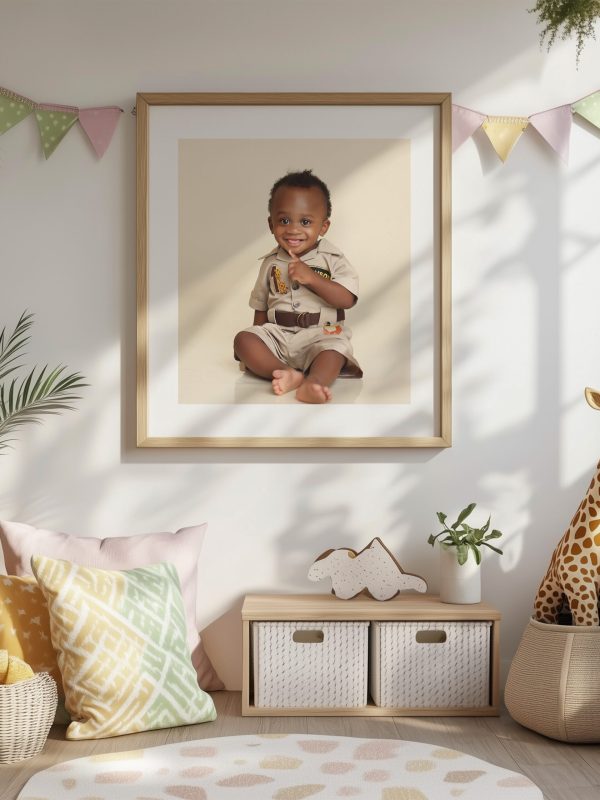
xmin=0 ymin=520 xmax=224 ymax=691
xmin=31 ymin=555 xmax=217 ymax=740
xmin=0 ymin=575 xmax=60 ymax=688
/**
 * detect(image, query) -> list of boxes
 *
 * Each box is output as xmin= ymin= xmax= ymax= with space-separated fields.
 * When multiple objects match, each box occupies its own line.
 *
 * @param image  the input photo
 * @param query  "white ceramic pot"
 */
xmin=439 ymin=545 xmax=481 ymax=604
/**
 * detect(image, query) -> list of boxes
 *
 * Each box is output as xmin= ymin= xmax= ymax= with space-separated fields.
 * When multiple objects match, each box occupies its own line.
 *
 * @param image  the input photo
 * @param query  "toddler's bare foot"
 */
xmin=272 ymin=368 xmax=304 ymax=395
xmin=296 ymin=379 xmax=332 ymax=404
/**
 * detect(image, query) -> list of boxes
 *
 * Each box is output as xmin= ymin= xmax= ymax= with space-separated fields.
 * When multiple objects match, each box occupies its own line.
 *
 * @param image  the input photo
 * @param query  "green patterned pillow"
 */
xmin=31 ymin=555 xmax=216 ymax=740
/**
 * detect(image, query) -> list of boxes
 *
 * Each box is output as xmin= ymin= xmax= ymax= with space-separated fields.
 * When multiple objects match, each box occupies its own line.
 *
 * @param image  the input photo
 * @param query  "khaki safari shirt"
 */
xmin=249 ymin=238 xmax=358 ymax=325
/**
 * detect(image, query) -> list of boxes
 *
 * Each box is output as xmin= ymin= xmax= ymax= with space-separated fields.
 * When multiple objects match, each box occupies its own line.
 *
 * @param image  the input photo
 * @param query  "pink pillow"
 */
xmin=0 ymin=520 xmax=224 ymax=692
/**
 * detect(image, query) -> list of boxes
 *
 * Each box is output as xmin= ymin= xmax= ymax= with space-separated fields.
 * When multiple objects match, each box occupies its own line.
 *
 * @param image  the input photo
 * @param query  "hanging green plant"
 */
xmin=530 ymin=0 xmax=600 ymax=63
xmin=0 ymin=311 xmax=86 ymax=453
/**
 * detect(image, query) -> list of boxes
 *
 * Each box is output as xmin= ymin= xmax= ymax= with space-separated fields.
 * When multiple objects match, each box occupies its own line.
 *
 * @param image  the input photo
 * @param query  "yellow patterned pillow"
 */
xmin=31 ymin=556 xmax=217 ymax=740
xmin=0 ymin=575 xmax=61 ymax=687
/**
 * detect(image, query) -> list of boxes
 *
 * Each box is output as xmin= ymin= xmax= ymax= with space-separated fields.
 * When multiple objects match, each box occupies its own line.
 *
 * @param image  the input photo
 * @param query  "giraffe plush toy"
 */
xmin=534 ymin=387 xmax=600 ymax=624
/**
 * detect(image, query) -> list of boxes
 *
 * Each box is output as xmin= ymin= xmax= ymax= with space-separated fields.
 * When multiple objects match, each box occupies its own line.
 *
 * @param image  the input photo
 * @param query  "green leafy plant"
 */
xmin=0 ymin=311 xmax=86 ymax=453
xmin=530 ymin=0 xmax=600 ymax=63
xmin=427 ymin=503 xmax=504 ymax=566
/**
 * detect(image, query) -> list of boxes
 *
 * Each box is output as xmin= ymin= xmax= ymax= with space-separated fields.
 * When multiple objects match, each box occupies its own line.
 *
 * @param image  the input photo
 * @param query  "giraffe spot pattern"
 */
xmin=444 ymin=770 xmax=486 ymax=783
xmin=179 ymin=767 xmax=214 ymax=778
xmin=363 ymin=769 xmax=391 ymax=781
xmin=217 ymin=774 xmax=275 ymax=786
xmin=165 ymin=787 xmax=207 ymax=800
xmin=320 ymin=762 xmax=354 ymax=774
xmin=259 ymin=756 xmax=303 ymax=769
xmin=95 ymin=772 xmax=143 ymax=784
xmin=431 ymin=748 xmax=461 ymax=759
xmin=497 ymin=775 xmax=536 ymax=787
xmin=298 ymin=740 xmax=340 ymax=753
xmin=405 ymin=760 xmax=436 ymax=772
xmin=272 ymin=785 xmax=326 ymax=799
xmin=353 ymin=740 xmax=401 ymax=759
xmin=534 ymin=460 xmax=600 ymax=624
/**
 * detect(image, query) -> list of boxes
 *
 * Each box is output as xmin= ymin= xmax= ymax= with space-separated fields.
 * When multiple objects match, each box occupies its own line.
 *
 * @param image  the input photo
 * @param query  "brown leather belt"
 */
xmin=274 ymin=309 xmax=345 ymax=328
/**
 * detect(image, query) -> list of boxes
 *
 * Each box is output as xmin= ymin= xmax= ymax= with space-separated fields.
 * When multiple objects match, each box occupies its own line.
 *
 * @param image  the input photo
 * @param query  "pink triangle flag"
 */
xmin=452 ymin=105 xmax=486 ymax=152
xmin=78 ymin=106 xmax=122 ymax=158
xmin=528 ymin=105 xmax=572 ymax=163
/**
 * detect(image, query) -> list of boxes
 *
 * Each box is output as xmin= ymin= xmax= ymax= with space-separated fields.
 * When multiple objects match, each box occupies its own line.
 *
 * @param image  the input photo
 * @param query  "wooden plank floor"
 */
xmin=1 ymin=691 xmax=599 ymax=800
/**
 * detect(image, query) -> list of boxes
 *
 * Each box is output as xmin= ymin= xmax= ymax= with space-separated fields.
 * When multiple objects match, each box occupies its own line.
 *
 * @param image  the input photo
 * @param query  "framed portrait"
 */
xmin=136 ymin=92 xmax=451 ymax=448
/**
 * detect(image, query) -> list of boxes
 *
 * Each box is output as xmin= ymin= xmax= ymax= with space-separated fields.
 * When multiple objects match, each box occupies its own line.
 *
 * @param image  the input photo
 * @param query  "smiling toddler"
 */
xmin=233 ymin=170 xmax=362 ymax=404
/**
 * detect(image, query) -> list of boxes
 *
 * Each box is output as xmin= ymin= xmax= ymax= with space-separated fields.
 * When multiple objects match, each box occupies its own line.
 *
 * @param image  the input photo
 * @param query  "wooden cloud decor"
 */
xmin=308 ymin=537 xmax=428 ymax=601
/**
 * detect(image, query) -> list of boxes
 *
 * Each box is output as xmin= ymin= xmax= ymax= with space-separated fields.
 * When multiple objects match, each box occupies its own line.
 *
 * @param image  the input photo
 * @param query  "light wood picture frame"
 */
xmin=136 ymin=92 xmax=452 ymax=448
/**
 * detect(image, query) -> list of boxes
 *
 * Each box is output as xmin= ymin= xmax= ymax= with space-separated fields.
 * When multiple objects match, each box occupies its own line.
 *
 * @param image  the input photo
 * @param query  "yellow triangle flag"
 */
xmin=482 ymin=116 xmax=529 ymax=162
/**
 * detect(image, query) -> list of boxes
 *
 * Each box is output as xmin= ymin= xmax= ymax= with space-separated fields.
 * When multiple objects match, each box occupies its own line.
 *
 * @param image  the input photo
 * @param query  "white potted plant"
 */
xmin=427 ymin=503 xmax=503 ymax=604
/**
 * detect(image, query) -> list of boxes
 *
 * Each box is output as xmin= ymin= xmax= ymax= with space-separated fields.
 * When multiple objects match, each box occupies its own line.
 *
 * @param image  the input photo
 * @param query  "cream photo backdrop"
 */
xmin=178 ymin=138 xmax=411 ymax=405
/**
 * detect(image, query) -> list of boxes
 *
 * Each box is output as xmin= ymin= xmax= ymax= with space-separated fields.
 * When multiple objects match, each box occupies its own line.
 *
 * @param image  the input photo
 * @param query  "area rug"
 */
xmin=17 ymin=733 xmax=542 ymax=799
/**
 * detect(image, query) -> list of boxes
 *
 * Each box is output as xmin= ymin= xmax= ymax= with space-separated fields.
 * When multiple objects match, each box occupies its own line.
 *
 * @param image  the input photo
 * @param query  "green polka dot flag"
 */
xmin=34 ymin=105 xmax=79 ymax=158
xmin=572 ymin=91 xmax=600 ymax=129
xmin=0 ymin=87 xmax=35 ymax=135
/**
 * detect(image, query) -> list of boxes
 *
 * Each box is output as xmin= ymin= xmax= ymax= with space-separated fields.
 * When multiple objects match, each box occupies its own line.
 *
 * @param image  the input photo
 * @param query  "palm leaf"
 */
xmin=0 ymin=311 xmax=34 ymax=382
xmin=0 ymin=364 xmax=87 ymax=452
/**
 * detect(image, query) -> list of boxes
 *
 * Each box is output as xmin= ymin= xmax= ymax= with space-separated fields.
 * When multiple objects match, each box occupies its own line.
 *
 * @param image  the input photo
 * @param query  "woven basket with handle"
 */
xmin=505 ymin=618 xmax=600 ymax=743
xmin=0 ymin=672 xmax=58 ymax=763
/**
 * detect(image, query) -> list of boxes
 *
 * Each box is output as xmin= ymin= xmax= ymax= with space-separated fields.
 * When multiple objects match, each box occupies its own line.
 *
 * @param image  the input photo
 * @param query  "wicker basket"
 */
xmin=252 ymin=621 xmax=369 ymax=708
xmin=505 ymin=618 xmax=600 ymax=742
xmin=0 ymin=672 xmax=58 ymax=763
xmin=370 ymin=621 xmax=492 ymax=708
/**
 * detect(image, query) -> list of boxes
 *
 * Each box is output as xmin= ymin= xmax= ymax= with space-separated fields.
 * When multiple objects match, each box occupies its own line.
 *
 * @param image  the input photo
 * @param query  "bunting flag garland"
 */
xmin=529 ymin=105 xmax=572 ymax=163
xmin=572 ymin=91 xmax=600 ymax=129
xmin=452 ymin=105 xmax=486 ymax=152
xmin=0 ymin=85 xmax=122 ymax=159
xmin=454 ymin=90 xmax=600 ymax=164
xmin=0 ymin=87 xmax=35 ymax=135
xmin=3 ymin=82 xmax=600 ymax=167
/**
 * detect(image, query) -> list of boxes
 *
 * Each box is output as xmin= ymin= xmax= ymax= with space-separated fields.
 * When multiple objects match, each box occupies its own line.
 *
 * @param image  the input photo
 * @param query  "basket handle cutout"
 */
xmin=292 ymin=629 xmax=324 ymax=643
xmin=415 ymin=630 xmax=447 ymax=644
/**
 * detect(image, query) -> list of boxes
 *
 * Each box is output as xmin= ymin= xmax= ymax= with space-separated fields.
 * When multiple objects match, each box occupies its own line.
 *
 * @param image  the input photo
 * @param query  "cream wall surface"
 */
xmin=1 ymin=0 xmax=600 ymax=689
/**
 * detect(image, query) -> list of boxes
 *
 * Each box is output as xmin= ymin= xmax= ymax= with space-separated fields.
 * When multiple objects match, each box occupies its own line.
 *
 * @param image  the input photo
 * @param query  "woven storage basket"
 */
xmin=505 ymin=618 xmax=600 ymax=742
xmin=370 ymin=621 xmax=491 ymax=708
xmin=0 ymin=672 xmax=58 ymax=763
xmin=252 ymin=621 xmax=369 ymax=708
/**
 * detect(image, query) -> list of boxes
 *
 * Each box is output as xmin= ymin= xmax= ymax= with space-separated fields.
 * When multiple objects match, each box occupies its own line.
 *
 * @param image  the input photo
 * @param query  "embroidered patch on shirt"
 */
xmin=323 ymin=324 xmax=342 ymax=335
xmin=311 ymin=266 xmax=331 ymax=280
xmin=270 ymin=264 xmax=288 ymax=294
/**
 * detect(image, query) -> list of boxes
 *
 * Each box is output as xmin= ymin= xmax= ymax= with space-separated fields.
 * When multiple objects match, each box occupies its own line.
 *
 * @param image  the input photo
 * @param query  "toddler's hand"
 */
xmin=287 ymin=248 xmax=313 ymax=288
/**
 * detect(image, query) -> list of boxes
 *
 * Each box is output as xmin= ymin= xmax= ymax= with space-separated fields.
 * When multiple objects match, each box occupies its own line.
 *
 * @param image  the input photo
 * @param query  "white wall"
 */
xmin=2 ymin=0 xmax=600 ymax=689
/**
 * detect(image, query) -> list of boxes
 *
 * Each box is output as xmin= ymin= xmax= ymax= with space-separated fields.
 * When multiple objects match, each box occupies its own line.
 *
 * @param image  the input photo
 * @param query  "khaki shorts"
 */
xmin=241 ymin=322 xmax=363 ymax=378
